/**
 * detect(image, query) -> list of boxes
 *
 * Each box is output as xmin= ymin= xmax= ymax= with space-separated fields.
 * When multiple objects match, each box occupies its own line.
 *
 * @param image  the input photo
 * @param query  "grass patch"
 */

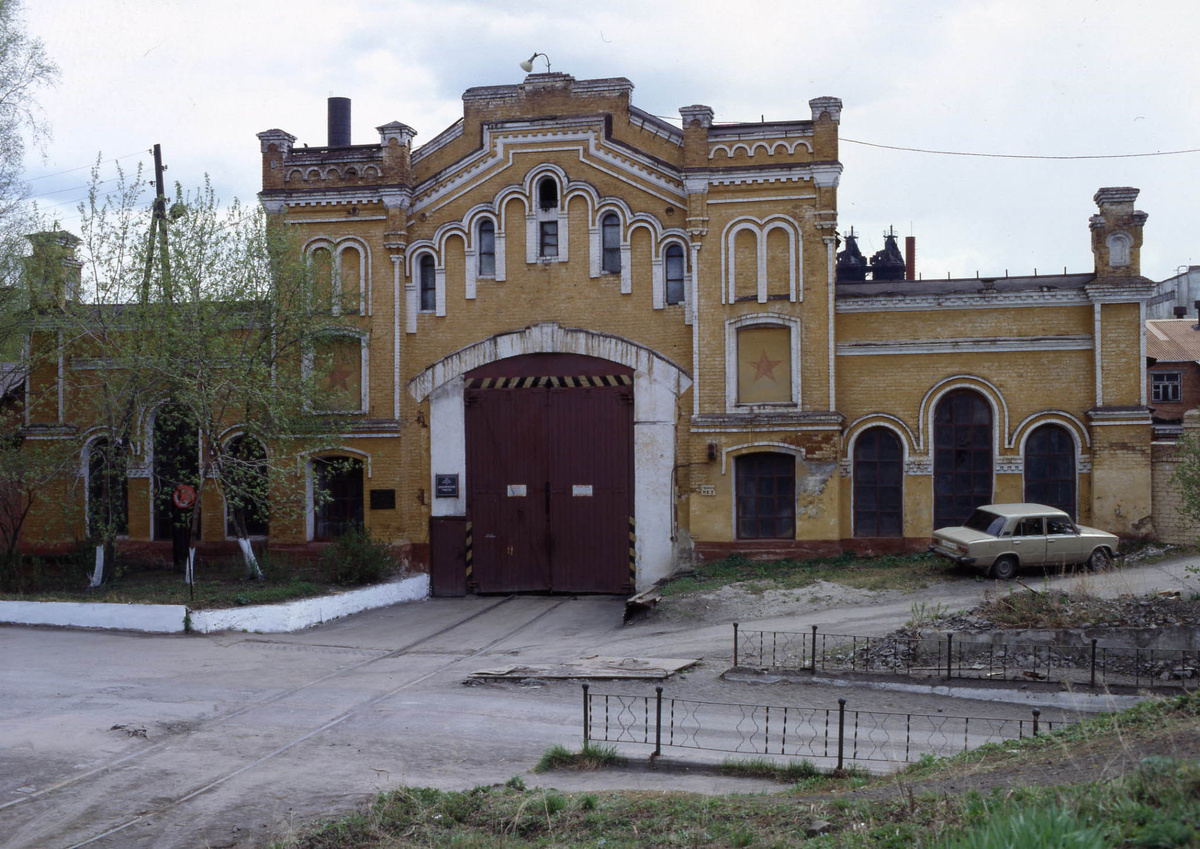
xmin=720 ymin=756 xmax=821 ymax=782
xmin=534 ymin=742 xmax=623 ymax=773
xmin=976 ymin=585 xmax=1109 ymax=629
xmin=0 ymin=550 xmax=367 ymax=609
xmin=274 ymin=691 xmax=1200 ymax=848
xmin=661 ymin=550 xmax=950 ymax=598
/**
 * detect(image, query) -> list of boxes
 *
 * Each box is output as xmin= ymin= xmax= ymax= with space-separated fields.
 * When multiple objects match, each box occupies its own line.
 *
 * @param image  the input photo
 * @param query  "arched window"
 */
xmin=537 ymin=178 xmax=559 ymax=258
xmin=225 ymin=435 xmax=269 ymax=537
xmin=854 ymin=428 xmax=903 ymax=537
xmin=537 ymin=178 xmax=558 ymax=210
xmin=1024 ymin=424 xmax=1076 ymax=518
xmin=153 ymin=404 xmax=199 ymax=543
xmin=601 ymin=213 xmax=621 ymax=273
xmin=313 ymin=456 xmax=364 ymax=540
xmin=87 ymin=438 xmax=128 ymax=538
xmin=735 ymin=452 xmax=795 ymax=539
xmin=477 ymin=220 xmax=496 ymax=277
xmin=665 ymin=243 xmax=686 ymax=305
xmin=933 ymin=390 xmax=992 ymax=529
xmin=419 ymin=254 xmax=436 ymax=312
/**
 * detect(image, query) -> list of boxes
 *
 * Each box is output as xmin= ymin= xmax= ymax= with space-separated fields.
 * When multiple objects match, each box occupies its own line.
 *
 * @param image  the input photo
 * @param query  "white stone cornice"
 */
xmin=837 ymin=335 xmax=1094 ymax=356
xmin=810 ymin=162 xmax=842 ymax=188
xmin=377 ymin=121 xmax=417 ymax=146
xmin=379 ymin=188 xmax=413 ymax=211
xmin=258 ymin=197 xmax=287 ymax=214
xmin=1085 ymin=281 xmax=1155 ymax=303
xmin=257 ymin=129 xmax=296 ymax=154
xmin=836 ymin=290 xmax=1093 ymax=313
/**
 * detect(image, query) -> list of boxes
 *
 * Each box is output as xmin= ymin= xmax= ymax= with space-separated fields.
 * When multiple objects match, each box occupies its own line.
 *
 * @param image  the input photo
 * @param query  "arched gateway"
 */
xmin=409 ymin=323 xmax=691 ymax=594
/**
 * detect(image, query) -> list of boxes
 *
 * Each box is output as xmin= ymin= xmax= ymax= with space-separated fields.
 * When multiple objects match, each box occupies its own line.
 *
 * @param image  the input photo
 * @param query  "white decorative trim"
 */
xmin=724 ymin=313 xmax=801 ymax=414
xmin=844 ymin=415 xmax=917 ymax=457
xmin=837 ymin=290 xmax=1092 ymax=313
xmin=918 ymin=376 xmax=1009 ymax=451
xmin=1094 ymin=302 xmax=1103 ymax=406
xmin=825 ymin=236 xmax=836 ymax=410
xmin=412 ymin=124 xmax=687 ymax=215
xmin=708 ymin=139 xmax=814 ymax=160
xmin=707 ymin=193 xmax=818 ymax=204
xmin=995 ymin=456 xmax=1024 ymax=474
xmin=905 ymin=455 xmax=932 ymax=475
xmin=392 ymin=254 xmax=402 ymax=419
xmin=839 ymin=459 xmax=852 ymax=477
xmin=719 ymin=441 xmax=805 ymax=476
xmin=837 ymin=335 xmax=1094 ymax=356
xmin=721 ymin=216 xmax=801 ymax=305
xmin=284 ymin=215 xmax=388 ymax=224
xmin=1012 ymin=412 xmax=1091 ymax=451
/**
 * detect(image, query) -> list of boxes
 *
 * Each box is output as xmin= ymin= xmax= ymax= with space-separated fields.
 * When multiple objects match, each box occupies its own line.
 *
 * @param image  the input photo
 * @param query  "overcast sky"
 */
xmin=20 ymin=0 xmax=1200 ymax=282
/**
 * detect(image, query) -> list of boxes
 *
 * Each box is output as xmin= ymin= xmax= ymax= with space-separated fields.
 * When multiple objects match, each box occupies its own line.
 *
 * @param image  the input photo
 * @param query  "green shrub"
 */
xmin=320 ymin=526 xmax=395 ymax=586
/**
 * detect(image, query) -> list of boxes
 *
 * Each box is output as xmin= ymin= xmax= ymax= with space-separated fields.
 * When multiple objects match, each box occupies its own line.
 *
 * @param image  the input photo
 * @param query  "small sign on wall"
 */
xmin=435 ymin=474 xmax=459 ymax=498
xmin=572 ymin=484 xmax=593 ymax=497
xmin=507 ymin=484 xmax=527 ymax=497
xmin=700 ymin=485 xmax=716 ymax=496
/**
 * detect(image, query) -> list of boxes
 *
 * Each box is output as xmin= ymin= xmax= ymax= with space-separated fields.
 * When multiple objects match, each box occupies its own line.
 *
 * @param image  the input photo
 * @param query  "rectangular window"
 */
xmin=540 ymin=221 xmax=558 ymax=258
xmin=736 ymin=453 xmax=795 ymax=539
xmin=478 ymin=222 xmax=495 ymax=276
xmin=1152 ymin=372 xmax=1182 ymax=403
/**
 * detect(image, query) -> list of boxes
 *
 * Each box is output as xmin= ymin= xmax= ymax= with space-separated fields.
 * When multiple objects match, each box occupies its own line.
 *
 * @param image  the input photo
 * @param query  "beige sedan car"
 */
xmin=928 ymin=503 xmax=1119 ymax=580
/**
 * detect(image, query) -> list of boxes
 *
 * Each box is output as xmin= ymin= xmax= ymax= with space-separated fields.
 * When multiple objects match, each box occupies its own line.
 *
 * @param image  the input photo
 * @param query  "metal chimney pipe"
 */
xmin=904 ymin=236 xmax=916 ymax=281
xmin=1174 ymin=306 xmax=1188 ymax=319
xmin=328 ymin=97 xmax=351 ymax=147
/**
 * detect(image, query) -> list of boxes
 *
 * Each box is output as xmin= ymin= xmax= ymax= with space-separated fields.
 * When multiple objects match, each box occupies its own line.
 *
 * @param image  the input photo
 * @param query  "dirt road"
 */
xmin=1 ymin=556 xmax=1196 ymax=848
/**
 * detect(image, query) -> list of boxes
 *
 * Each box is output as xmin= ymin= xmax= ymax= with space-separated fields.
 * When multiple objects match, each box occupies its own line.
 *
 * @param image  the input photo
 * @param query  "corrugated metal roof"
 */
xmin=1146 ymin=318 xmax=1200 ymax=362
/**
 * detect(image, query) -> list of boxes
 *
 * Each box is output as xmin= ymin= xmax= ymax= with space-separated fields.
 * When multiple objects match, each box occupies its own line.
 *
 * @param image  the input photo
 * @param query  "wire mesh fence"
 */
xmin=733 ymin=624 xmax=1200 ymax=691
xmin=581 ymin=684 xmax=1062 ymax=768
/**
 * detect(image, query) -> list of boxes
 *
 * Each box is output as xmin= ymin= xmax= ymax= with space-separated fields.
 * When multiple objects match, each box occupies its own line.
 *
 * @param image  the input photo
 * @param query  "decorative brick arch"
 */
xmin=408 ymin=323 xmax=691 ymax=590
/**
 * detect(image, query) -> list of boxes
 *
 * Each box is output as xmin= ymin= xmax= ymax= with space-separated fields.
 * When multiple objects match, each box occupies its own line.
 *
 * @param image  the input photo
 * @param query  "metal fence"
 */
xmin=733 ymin=624 xmax=1200 ymax=691
xmin=581 ymin=684 xmax=1062 ymax=768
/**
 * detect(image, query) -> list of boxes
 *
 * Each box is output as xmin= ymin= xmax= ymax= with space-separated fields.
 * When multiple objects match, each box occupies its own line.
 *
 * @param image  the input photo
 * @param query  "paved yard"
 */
xmin=1 ymin=557 xmax=1197 ymax=848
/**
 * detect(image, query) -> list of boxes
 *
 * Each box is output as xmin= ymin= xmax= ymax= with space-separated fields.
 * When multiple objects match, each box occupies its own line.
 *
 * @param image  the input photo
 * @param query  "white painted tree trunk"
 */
xmin=185 ymin=546 xmax=196 ymax=586
xmin=237 ymin=537 xmax=262 ymax=579
xmin=89 ymin=545 xmax=104 ymax=588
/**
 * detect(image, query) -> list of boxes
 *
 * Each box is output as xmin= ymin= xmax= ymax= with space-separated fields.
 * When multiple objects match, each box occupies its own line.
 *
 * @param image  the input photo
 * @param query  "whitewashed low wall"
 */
xmin=0 ymin=573 xmax=429 ymax=634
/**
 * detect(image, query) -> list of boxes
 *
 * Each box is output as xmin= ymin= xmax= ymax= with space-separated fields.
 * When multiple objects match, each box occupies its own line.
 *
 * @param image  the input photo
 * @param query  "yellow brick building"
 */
xmin=25 ymin=72 xmax=1156 ymax=594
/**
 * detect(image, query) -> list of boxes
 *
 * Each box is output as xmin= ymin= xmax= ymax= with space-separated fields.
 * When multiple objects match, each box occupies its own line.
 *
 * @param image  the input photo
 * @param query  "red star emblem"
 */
xmin=751 ymin=350 xmax=782 ymax=382
xmin=327 ymin=366 xmax=353 ymax=390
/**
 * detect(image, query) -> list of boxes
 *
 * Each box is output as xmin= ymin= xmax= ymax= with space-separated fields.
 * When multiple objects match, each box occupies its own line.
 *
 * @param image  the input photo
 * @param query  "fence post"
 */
xmin=946 ymin=633 xmax=953 ymax=679
xmin=811 ymin=624 xmax=819 ymax=674
xmin=1032 ymin=707 xmax=1040 ymax=737
xmin=582 ymin=683 xmax=590 ymax=746
xmin=733 ymin=623 xmax=739 ymax=667
xmin=836 ymin=697 xmax=846 ymax=770
xmin=654 ymin=685 xmax=663 ymax=758
xmin=1090 ymin=638 xmax=1098 ymax=689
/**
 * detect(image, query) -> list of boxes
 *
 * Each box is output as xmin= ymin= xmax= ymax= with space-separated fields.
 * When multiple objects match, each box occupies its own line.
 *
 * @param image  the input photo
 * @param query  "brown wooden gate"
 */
xmin=464 ymin=353 xmax=633 ymax=594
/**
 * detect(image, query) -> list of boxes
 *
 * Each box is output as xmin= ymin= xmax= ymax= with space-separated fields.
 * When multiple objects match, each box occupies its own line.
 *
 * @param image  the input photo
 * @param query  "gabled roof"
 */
xmin=1146 ymin=318 xmax=1200 ymax=363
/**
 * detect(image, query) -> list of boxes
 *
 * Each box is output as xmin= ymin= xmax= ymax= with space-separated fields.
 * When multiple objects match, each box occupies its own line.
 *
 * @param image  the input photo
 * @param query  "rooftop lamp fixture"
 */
xmin=519 ymin=52 xmax=551 ymax=73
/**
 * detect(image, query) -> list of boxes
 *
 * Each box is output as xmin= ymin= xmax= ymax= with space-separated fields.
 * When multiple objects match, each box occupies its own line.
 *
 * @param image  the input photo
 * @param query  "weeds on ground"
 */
xmin=720 ymin=756 xmax=821 ymax=782
xmin=534 ymin=742 xmax=623 ymax=772
xmin=661 ymin=550 xmax=949 ymax=597
xmin=976 ymin=584 xmax=1106 ymax=629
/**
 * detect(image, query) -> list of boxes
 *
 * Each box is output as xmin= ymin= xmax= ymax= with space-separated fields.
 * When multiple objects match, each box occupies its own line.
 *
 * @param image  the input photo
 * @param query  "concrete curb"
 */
xmin=0 ymin=573 xmax=430 ymax=634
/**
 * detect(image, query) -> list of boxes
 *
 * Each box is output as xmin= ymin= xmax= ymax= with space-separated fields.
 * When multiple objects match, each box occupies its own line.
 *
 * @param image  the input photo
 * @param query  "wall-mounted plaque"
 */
xmin=435 ymin=474 xmax=459 ymax=498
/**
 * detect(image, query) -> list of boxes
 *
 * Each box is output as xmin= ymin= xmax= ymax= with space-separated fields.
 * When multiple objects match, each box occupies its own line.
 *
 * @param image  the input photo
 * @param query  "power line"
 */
xmin=840 ymin=137 xmax=1200 ymax=160
xmin=24 ymin=151 xmax=147 ymax=183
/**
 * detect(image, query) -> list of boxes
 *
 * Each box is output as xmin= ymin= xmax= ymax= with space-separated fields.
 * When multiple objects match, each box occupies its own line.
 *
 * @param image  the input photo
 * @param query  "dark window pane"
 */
xmin=736 ymin=453 xmax=795 ymax=540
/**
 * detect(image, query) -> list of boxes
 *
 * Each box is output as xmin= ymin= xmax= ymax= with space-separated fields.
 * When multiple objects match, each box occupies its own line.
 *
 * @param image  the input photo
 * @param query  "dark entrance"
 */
xmin=464 ymin=353 xmax=633 ymax=594
xmin=853 ymin=427 xmax=903 ymax=537
xmin=933 ymin=389 xmax=993 ymax=530
xmin=1024 ymin=424 xmax=1076 ymax=518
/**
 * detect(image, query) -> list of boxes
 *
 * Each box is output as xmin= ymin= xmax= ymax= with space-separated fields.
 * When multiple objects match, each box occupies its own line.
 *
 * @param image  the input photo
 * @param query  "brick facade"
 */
xmin=16 ymin=74 xmax=1158 ymax=590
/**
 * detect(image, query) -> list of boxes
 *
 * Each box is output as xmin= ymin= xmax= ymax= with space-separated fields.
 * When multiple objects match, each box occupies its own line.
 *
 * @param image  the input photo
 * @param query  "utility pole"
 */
xmin=140 ymin=144 xmax=172 ymax=303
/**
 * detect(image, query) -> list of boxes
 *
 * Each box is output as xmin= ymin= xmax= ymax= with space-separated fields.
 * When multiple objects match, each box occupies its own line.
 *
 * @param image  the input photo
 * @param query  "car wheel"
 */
xmin=990 ymin=555 xmax=1019 ymax=581
xmin=1087 ymin=548 xmax=1113 ymax=572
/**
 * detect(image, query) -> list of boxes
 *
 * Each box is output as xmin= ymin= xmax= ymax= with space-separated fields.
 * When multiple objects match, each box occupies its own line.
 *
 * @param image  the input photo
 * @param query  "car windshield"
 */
xmin=963 ymin=509 xmax=1006 ymax=536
